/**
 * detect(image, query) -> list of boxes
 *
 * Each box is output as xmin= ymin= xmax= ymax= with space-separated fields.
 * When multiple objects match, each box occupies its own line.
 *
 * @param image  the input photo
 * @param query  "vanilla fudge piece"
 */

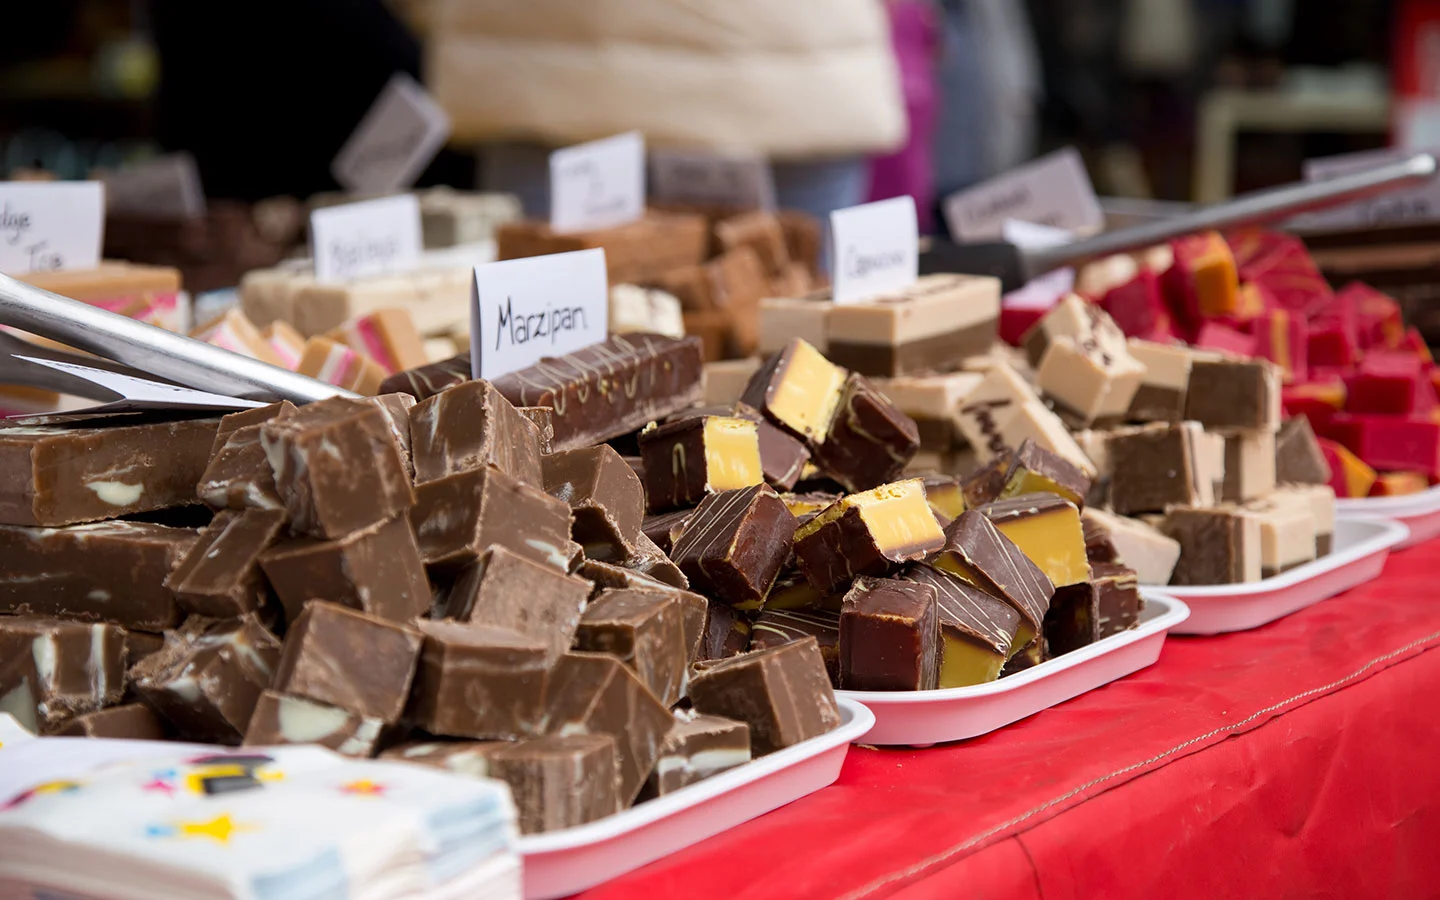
xmin=441 ymin=545 xmax=590 ymax=664
xmin=1080 ymin=508 xmax=1181 ymax=585
xmin=1184 ymin=357 xmax=1281 ymax=433
xmin=165 ymin=508 xmax=288 ymax=619
xmin=1271 ymin=484 xmax=1336 ymax=555
xmin=642 ymin=713 xmax=752 ymax=799
xmin=975 ymin=493 xmax=1088 ymax=588
xmin=930 ymin=510 xmax=1053 ymax=656
xmin=0 ymin=618 xmax=126 ymax=733
xmin=407 ymin=621 xmax=550 ymax=740
xmin=704 ymin=358 xmax=765 ymax=405
xmin=1242 ymin=495 xmax=1317 ymax=577
xmin=839 ymin=576 xmax=939 ymax=691
xmin=609 ymin=284 xmax=685 ymax=339
xmin=1161 ymin=507 xmax=1262 ymax=585
xmin=954 ymin=363 xmax=1095 ymax=475
xmin=1126 ymin=340 xmax=1193 ymax=422
xmin=409 ymin=378 xmax=544 ymax=487
xmin=688 ymin=637 xmax=841 ymax=756
xmin=1036 ymin=335 xmax=1147 ymax=426
xmin=1274 ymin=417 xmax=1331 ymax=485
xmin=486 ymin=734 xmax=620 ymax=834
xmin=1222 ymin=430 xmax=1277 ymax=503
xmin=271 ymin=601 xmax=422 ymax=723
xmin=295 ymin=335 xmax=388 ymax=395
xmin=242 ymin=690 xmax=386 ymax=757
xmin=825 ymin=274 xmax=1001 ymax=377
xmin=543 ymin=445 xmax=645 ymax=555
xmin=671 ymin=484 xmax=798 ymax=606
xmin=812 ymin=374 xmax=922 ymax=492
xmin=873 ymin=371 xmax=983 ymax=452
xmin=1022 ymin=293 xmax=1125 ymax=367
xmin=260 ymin=397 xmax=415 ymax=539
xmin=640 ymin=416 xmax=764 ymax=512
xmin=903 ymin=562 xmax=1019 ymax=687
xmin=741 ymin=338 xmax=847 ymax=446
xmin=793 ymin=479 xmax=944 ymax=592
xmin=411 ymin=464 xmax=574 ymax=576
xmin=260 ymin=516 xmax=431 ymax=624
xmin=576 ymin=589 xmax=690 ymax=706
xmin=758 ymin=297 xmax=830 ymax=357
xmin=1107 ymin=422 xmax=1216 ymax=515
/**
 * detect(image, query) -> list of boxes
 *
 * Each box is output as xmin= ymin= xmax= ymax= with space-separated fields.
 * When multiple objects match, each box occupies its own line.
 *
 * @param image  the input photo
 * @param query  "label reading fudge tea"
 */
xmin=0 ymin=181 xmax=104 ymax=274
xmin=470 ymin=247 xmax=609 ymax=379
xmin=942 ymin=147 xmax=1102 ymax=241
xmin=829 ymin=195 xmax=919 ymax=305
xmin=650 ymin=150 xmax=775 ymax=209
xmin=310 ymin=194 xmax=423 ymax=283
xmin=549 ymin=132 xmax=646 ymax=233
xmin=332 ymin=73 xmax=451 ymax=194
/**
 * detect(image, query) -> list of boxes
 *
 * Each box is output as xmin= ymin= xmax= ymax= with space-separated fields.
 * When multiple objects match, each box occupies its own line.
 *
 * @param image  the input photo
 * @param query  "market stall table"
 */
xmin=578 ymin=535 xmax=1440 ymax=899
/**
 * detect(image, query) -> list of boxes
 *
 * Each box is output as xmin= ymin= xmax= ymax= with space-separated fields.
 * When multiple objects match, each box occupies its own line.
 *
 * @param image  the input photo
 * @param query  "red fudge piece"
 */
xmin=1346 ymin=354 xmax=1437 ymax=416
xmin=1100 ymin=269 xmax=1174 ymax=340
xmin=1252 ymin=307 xmax=1308 ymax=383
xmin=1339 ymin=282 xmax=1405 ymax=350
xmin=1193 ymin=321 xmax=1257 ymax=356
xmin=1332 ymin=414 xmax=1440 ymax=478
xmin=1226 ymin=230 xmax=1333 ymax=318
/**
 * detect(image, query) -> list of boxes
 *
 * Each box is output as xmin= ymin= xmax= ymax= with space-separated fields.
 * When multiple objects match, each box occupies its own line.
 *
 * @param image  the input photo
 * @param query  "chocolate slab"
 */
xmin=0 ymin=617 xmax=126 ymax=733
xmin=669 ymin=484 xmax=797 ymax=607
xmin=260 ymin=397 xmax=415 ymax=539
xmin=165 ymin=508 xmax=287 ymax=619
xmin=1275 ymin=416 xmax=1332 ymax=485
xmin=641 ymin=509 xmax=694 ymax=554
xmin=491 ymin=333 xmax=705 ymax=451
xmin=1043 ymin=580 xmax=1100 ymax=658
xmin=749 ymin=608 xmax=842 ymax=686
xmin=1090 ymin=562 xmax=1142 ymax=637
xmin=975 ymin=493 xmax=1089 ymax=588
xmin=271 ymin=601 xmax=422 ymax=723
xmin=903 ymin=562 xmax=1019 ymax=687
xmin=486 ymin=734 xmax=620 ymax=834
xmin=407 ymin=621 xmax=550 ymax=740
xmin=688 ymin=636 xmax=841 ymax=756
xmin=442 ymin=545 xmax=590 ymax=665
xmin=812 ymin=374 xmax=921 ymax=492
xmin=740 ymin=338 xmax=847 ymax=445
xmin=0 ymin=521 xmax=197 ymax=629
xmin=241 ymin=690 xmax=386 ymax=757
xmin=0 ymin=418 xmax=218 ymax=527
xmin=411 ymin=464 xmax=574 ymax=576
xmin=641 ymin=713 xmax=752 ymax=799
xmin=698 ymin=601 xmax=752 ymax=660
xmin=931 ymin=510 xmax=1054 ymax=656
xmin=1184 ymin=357 xmax=1281 ymax=433
xmin=55 ymin=703 xmax=167 ymax=740
xmin=792 ymin=479 xmax=944 ymax=592
xmin=1161 ymin=507 xmax=1262 ymax=585
xmin=361 ymin=393 xmax=418 ymax=477
xmin=639 ymin=416 xmax=764 ymax=512
xmin=378 ymin=352 xmax=472 ymax=400
xmin=260 ymin=515 xmax=430 ymax=625
xmin=211 ymin=401 xmax=297 ymax=457
xmin=197 ymin=424 xmax=284 ymax=512
xmin=838 ymin=576 xmax=938 ymax=691
xmin=576 ymin=589 xmax=690 ymax=706
xmin=544 ymin=445 xmax=645 ymax=557
xmin=410 ymin=378 xmax=544 ymax=487
xmin=1001 ymin=439 xmax=1092 ymax=509
xmin=826 ymin=320 xmax=998 ymax=377
xmin=1107 ymin=422 xmax=1213 ymax=515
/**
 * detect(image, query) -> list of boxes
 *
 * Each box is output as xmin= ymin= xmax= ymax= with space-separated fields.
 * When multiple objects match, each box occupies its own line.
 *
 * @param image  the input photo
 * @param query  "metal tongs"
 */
xmin=921 ymin=153 xmax=1439 ymax=290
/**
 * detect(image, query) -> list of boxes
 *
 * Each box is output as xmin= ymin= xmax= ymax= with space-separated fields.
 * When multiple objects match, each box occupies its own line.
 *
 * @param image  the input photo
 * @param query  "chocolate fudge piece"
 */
xmin=442 ymin=545 xmax=590 ymax=664
xmin=542 ymin=652 xmax=675 ymax=805
xmin=755 ymin=418 xmax=810 ymax=491
xmin=1126 ymin=340 xmax=1192 ymax=422
xmin=1047 ymin=562 xmax=1141 ymax=656
xmin=641 ymin=509 xmax=694 ymax=554
xmin=780 ymin=490 xmax=842 ymax=522
xmin=931 ymin=510 xmax=1054 ymax=657
xmin=271 ymin=601 xmax=422 ymax=722
xmin=812 ymin=374 xmax=921 ymax=492
xmin=486 ymin=734 xmax=620 ymax=834
xmin=1184 ymin=357 xmax=1281 ymax=433
xmin=824 ymin=275 xmax=1000 ymax=377
xmin=670 ymin=484 xmax=797 ymax=607
xmin=241 ymin=690 xmax=385 ymax=757
xmin=409 ymin=379 xmax=544 ymax=487
xmin=1275 ymin=417 xmax=1332 ymax=485
xmin=961 ymin=452 xmax=1013 ymax=509
xmin=975 ymin=493 xmax=1089 ymax=588
xmin=839 ymin=576 xmax=939 ymax=691
xmin=130 ymin=614 xmax=282 ymax=743
xmin=639 ymin=416 xmax=764 ymax=512
xmin=211 ymin=401 xmax=298 ymax=455
xmin=1091 ymin=562 xmax=1142 ymax=637
xmin=165 ymin=508 xmax=287 ymax=619
xmin=378 ymin=353 xmax=472 ymax=400
xmin=1107 ymin=422 xmax=1216 ymax=515
xmin=260 ymin=397 xmax=415 ymax=539
xmin=407 ymin=621 xmax=550 ymax=740
xmin=1161 ymin=507 xmax=1262 ymax=585
xmin=0 ymin=618 xmax=126 ymax=733
xmin=379 ymin=740 xmax=509 ymax=777
xmin=260 ymin=516 xmax=430 ymax=624
xmin=903 ymin=562 xmax=1019 ymax=687
xmin=749 ymin=608 xmax=842 ymax=685
xmin=0 ymin=521 xmax=196 ymax=629
xmin=1222 ymin=431 xmax=1277 ymax=503
xmin=361 ymin=393 xmax=419 ymax=476
xmin=762 ymin=566 xmax=833 ymax=613
xmin=641 ymin=713 xmax=752 ymax=799
xmin=793 ymin=479 xmax=944 ymax=592
xmin=576 ymin=589 xmax=690 ymax=706
xmin=1000 ymin=439 xmax=1092 ymax=510
xmin=544 ymin=445 xmax=645 ymax=556
xmin=741 ymin=338 xmax=848 ymax=446
xmin=1082 ymin=511 xmax=1118 ymax=563
xmin=699 ymin=601 xmax=751 ymax=660
xmin=197 ymin=425 xmax=284 ymax=512
xmin=0 ymin=418 xmax=217 ymax=527
xmin=689 ymin=637 xmax=841 ymax=756
xmin=411 ymin=464 xmax=574 ymax=576
xmin=1081 ymin=508 xmax=1181 ymax=585
xmin=123 ymin=631 xmax=165 ymax=671
xmin=621 ymin=530 xmax=690 ymax=589
xmin=517 ymin=406 xmax=555 ymax=454
xmin=491 ymin=334 xmax=705 ymax=451
xmin=54 ymin=703 xmax=166 ymax=740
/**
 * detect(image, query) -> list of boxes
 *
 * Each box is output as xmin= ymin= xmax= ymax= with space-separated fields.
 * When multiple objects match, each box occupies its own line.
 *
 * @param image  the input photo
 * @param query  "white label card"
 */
xmin=470 ymin=248 xmax=609 ymax=380
xmin=332 ymin=73 xmax=452 ymax=194
xmin=829 ymin=195 xmax=919 ymax=305
xmin=550 ymin=132 xmax=646 ymax=233
xmin=10 ymin=356 xmax=265 ymax=414
xmin=101 ymin=153 xmax=206 ymax=218
xmin=650 ymin=150 xmax=775 ymax=209
xmin=1293 ymin=146 xmax=1440 ymax=230
xmin=0 ymin=181 xmax=104 ymax=274
xmin=310 ymin=194 xmax=423 ymax=283
xmin=943 ymin=147 xmax=1103 ymax=242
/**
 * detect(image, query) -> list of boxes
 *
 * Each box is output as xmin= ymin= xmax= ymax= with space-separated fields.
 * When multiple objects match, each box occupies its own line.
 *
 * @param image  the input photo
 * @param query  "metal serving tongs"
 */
xmin=921 ymin=153 xmax=1439 ymax=291
xmin=0 ymin=273 xmax=354 ymax=404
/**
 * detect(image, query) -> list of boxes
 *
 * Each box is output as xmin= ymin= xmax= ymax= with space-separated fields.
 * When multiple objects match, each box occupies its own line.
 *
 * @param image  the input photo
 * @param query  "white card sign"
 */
xmin=650 ymin=150 xmax=775 ymax=209
xmin=550 ymin=132 xmax=645 ymax=233
xmin=310 ymin=194 xmax=423 ymax=283
xmin=332 ymin=73 xmax=452 ymax=194
xmin=470 ymin=248 xmax=609 ymax=379
xmin=829 ymin=195 xmax=919 ymax=305
xmin=943 ymin=147 xmax=1103 ymax=242
xmin=1292 ymin=146 xmax=1440 ymax=230
xmin=0 ymin=181 xmax=104 ymax=274
xmin=101 ymin=153 xmax=206 ymax=219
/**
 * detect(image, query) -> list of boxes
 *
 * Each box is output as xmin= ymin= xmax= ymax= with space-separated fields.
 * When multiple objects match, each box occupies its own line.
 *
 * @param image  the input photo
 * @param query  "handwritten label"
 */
xmin=829 ymin=196 xmax=919 ymax=305
xmin=310 ymin=194 xmax=423 ymax=283
xmin=10 ymin=356 xmax=265 ymax=416
xmin=650 ymin=150 xmax=775 ymax=209
xmin=942 ymin=147 xmax=1102 ymax=242
xmin=100 ymin=153 xmax=206 ymax=219
xmin=1292 ymin=146 xmax=1440 ymax=230
xmin=0 ymin=181 xmax=104 ymax=274
xmin=332 ymin=73 xmax=452 ymax=194
xmin=550 ymin=132 xmax=645 ymax=233
xmin=470 ymin=248 xmax=609 ymax=379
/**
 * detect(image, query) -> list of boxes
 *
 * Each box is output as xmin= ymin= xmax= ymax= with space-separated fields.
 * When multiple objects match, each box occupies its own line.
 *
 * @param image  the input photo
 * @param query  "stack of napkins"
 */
xmin=0 ymin=716 xmax=520 ymax=900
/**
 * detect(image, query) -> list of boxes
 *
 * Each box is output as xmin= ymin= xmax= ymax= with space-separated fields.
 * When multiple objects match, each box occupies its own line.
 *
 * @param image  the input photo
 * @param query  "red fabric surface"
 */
xmin=578 ymin=540 xmax=1440 ymax=900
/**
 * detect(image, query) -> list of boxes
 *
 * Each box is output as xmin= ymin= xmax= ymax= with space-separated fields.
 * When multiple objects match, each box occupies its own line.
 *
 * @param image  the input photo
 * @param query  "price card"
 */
xmin=331 ymin=73 xmax=452 ymax=194
xmin=942 ymin=147 xmax=1103 ymax=241
xmin=101 ymin=153 xmax=206 ymax=219
xmin=0 ymin=181 xmax=104 ymax=274
xmin=549 ymin=132 xmax=646 ymax=233
xmin=310 ymin=194 xmax=423 ymax=284
xmin=650 ymin=149 xmax=775 ymax=209
xmin=1291 ymin=146 xmax=1440 ymax=230
xmin=470 ymin=248 xmax=609 ymax=379
xmin=829 ymin=195 xmax=919 ymax=305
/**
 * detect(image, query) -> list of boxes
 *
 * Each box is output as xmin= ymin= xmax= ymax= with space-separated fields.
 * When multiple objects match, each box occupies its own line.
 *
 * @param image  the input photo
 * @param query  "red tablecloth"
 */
xmin=579 ymin=539 xmax=1440 ymax=900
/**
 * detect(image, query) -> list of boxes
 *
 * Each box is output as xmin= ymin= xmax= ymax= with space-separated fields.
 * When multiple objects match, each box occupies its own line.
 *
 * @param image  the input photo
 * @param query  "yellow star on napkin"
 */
xmin=340 ymin=779 xmax=386 ymax=796
xmin=176 ymin=814 xmax=254 ymax=844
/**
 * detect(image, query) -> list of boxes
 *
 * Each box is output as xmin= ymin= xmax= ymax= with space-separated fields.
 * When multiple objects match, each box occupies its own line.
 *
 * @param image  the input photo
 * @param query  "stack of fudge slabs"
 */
xmin=0 ymin=332 xmax=852 ymax=838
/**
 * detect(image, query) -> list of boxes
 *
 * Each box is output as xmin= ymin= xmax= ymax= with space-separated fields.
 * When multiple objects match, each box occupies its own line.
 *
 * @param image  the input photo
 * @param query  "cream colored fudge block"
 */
xmin=825 ymin=274 xmax=1001 ymax=345
xmin=703 ymin=358 xmax=764 ymax=406
xmin=1082 ymin=507 xmax=1182 ymax=585
xmin=1241 ymin=498 xmax=1317 ymax=577
xmin=1222 ymin=430 xmax=1277 ymax=503
xmin=1035 ymin=336 xmax=1146 ymax=425
xmin=1021 ymin=293 xmax=1129 ymax=368
xmin=758 ymin=297 xmax=830 ymax=357
xmin=872 ymin=371 xmax=983 ymax=420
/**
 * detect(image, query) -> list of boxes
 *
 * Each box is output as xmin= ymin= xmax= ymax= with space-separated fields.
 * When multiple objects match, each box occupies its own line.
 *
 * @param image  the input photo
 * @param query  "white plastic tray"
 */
xmin=516 ymin=697 xmax=875 ymax=900
xmin=1162 ymin=517 xmax=1407 ymax=635
xmin=1336 ymin=486 xmax=1440 ymax=549
xmin=835 ymin=593 xmax=1189 ymax=748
